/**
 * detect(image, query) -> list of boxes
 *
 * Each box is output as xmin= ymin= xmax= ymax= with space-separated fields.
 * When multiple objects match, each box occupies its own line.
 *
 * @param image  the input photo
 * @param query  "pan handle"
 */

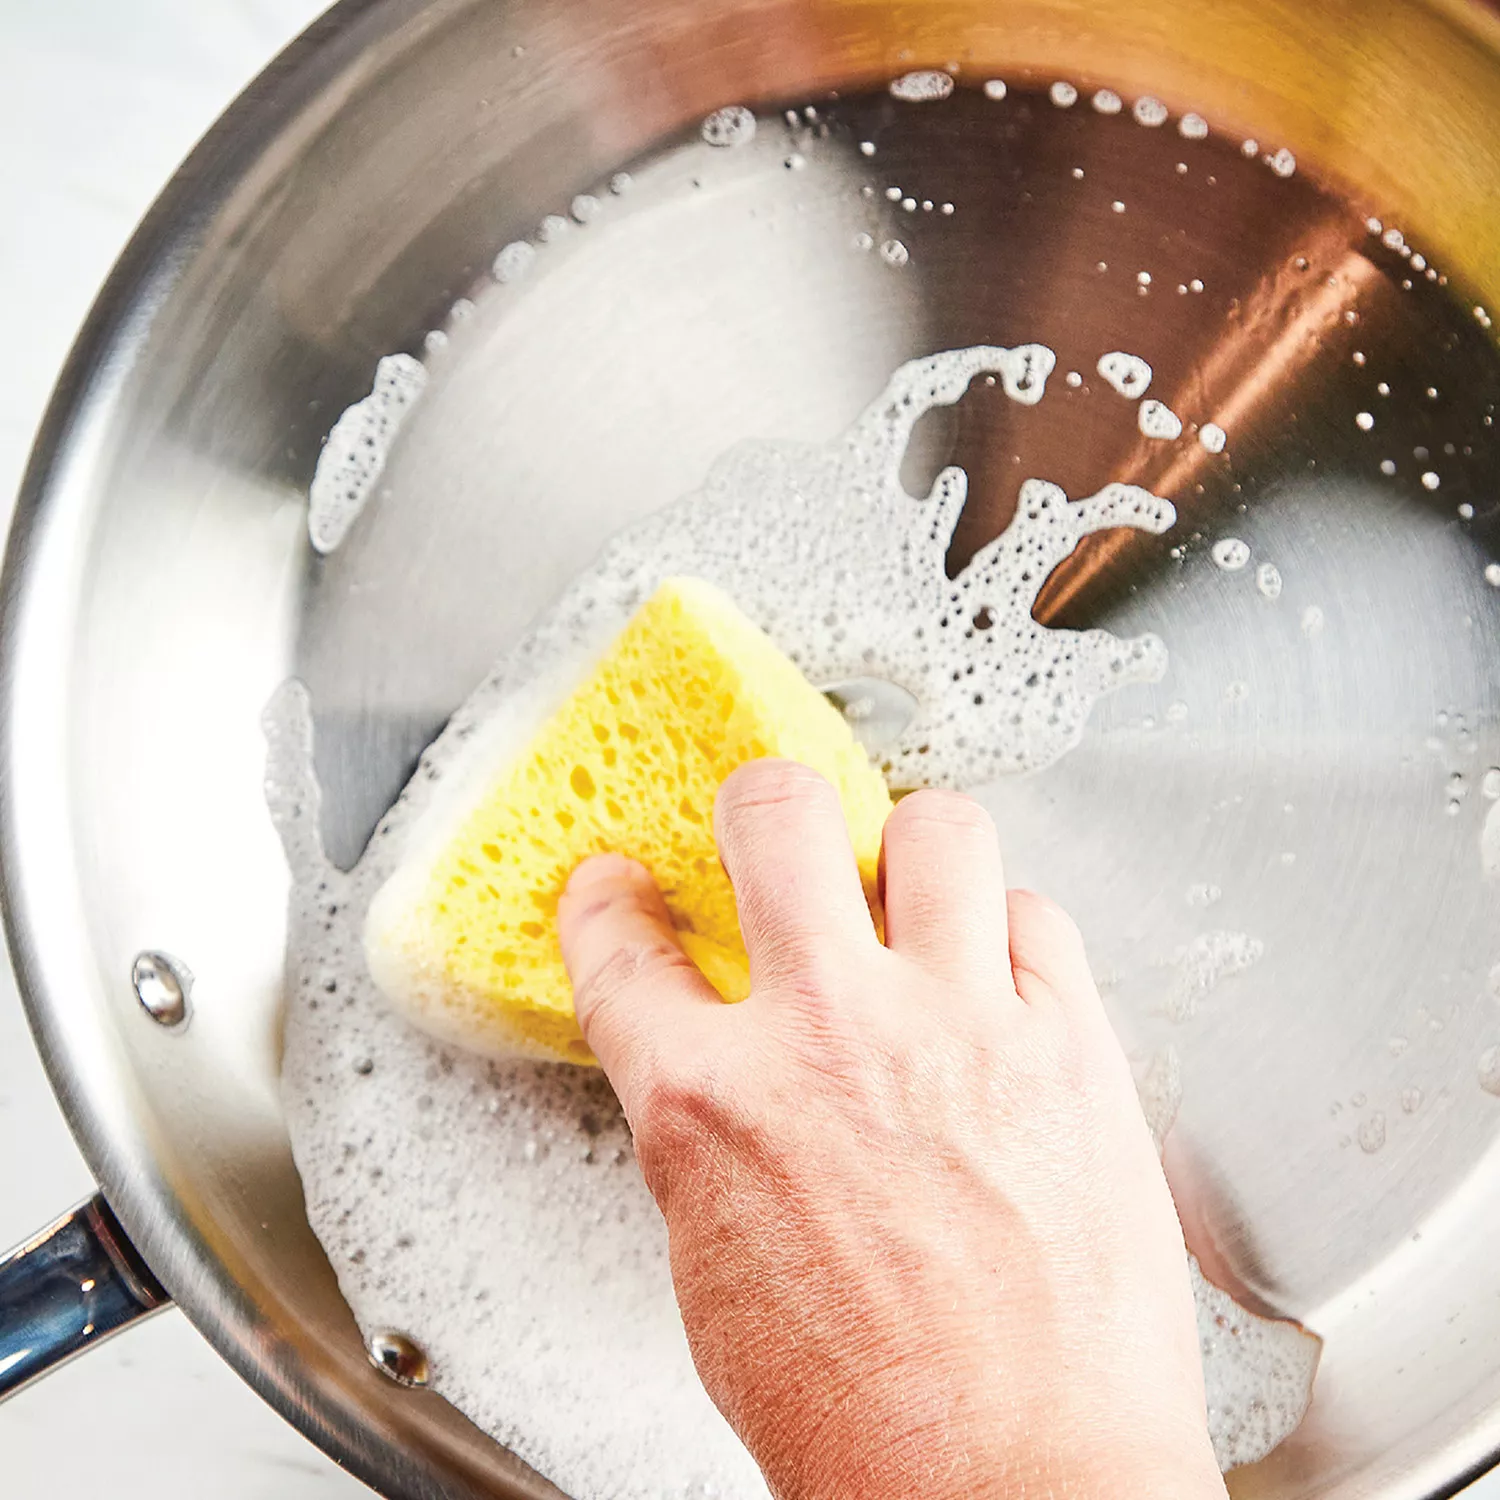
xmin=0 ymin=1193 xmax=170 ymax=1401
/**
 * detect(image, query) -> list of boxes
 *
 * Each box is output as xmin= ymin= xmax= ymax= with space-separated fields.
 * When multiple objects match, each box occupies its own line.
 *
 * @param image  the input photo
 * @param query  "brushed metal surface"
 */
xmin=2 ymin=1 xmax=1500 ymax=1498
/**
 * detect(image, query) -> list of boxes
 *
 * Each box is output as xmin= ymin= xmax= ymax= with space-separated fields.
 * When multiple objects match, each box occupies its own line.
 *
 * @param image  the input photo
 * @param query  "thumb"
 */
xmin=557 ymin=854 xmax=721 ymax=1115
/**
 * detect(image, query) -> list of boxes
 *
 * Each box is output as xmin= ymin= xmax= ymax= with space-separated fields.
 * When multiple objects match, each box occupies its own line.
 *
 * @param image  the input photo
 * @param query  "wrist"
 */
xmin=750 ymin=1382 xmax=1228 ymax=1500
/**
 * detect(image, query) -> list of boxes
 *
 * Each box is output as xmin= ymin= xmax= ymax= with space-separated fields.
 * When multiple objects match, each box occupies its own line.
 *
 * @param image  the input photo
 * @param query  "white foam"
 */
xmin=1179 ymin=112 xmax=1209 ymax=140
xmin=1050 ymin=81 xmax=1079 ymax=108
xmin=1139 ymin=399 xmax=1183 ymax=441
xmin=1091 ymin=89 xmax=1122 ymax=115
xmin=1166 ymin=930 xmax=1264 ymax=1020
xmin=889 ymin=70 xmax=954 ymax=102
xmin=1133 ymin=96 xmax=1169 ymax=127
xmin=1134 ymin=1053 xmax=1320 ymax=1471
xmin=1480 ymin=1045 xmax=1500 ymax=1095
xmin=1192 ymin=1258 xmax=1320 ymax=1469
xmin=1199 ymin=422 xmax=1227 ymax=454
xmin=1256 ymin=562 xmax=1283 ymax=600
xmin=983 ymin=79 xmax=1008 ymax=100
xmin=1098 ymin=350 xmax=1152 ymax=398
xmin=1483 ymin=800 xmax=1500 ymax=879
xmin=701 ymin=105 xmax=757 ymax=147
xmin=492 ymin=240 xmax=537 ymax=284
xmin=271 ymin=681 xmax=762 ymax=1500
xmin=1357 ymin=1112 xmax=1387 ymax=1153
xmin=1137 ymin=1046 xmax=1182 ymax=1149
xmin=277 ymin=343 xmax=1316 ymax=1496
xmin=1211 ymin=538 xmax=1251 ymax=572
xmin=306 ymin=354 xmax=427 ymax=555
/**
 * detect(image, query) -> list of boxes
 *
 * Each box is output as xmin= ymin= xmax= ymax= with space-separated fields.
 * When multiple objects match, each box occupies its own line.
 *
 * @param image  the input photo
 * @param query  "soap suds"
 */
xmin=1482 ymin=800 xmax=1500 ymax=878
xmin=1193 ymin=1259 xmax=1319 ymax=1470
xmin=1166 ymin=930 xmax=1264 ymax=1020
xmin=1133 ymin=1058 xmax=1319 ymax=1472
xmin=1139 ymin=399 xmax=1183 ymax=441
xmin=889 ymin=70 xmax=954 ymax=102
xmin=307 ymin=354 xmax=427 ymax=555
xmin=1211 ymin=538 xmax=1251 ymax=572
xmin=1137 ymin=1046 xmax=1183 ymax=1150
xmin=1098 ymin=350 xmax=1153 ymax=399
xmin=701 ymin=105 xmax=757 ymax=147
xmin=492 ymin=240 xmax=538 ymax=284
xmin=1128 ymin=1044 xmax=1320 ymax=1464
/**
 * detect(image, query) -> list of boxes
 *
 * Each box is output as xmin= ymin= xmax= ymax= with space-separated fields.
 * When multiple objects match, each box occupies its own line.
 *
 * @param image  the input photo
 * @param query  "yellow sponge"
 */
xmin=364 ymin=577 xmax=893 ymax=1064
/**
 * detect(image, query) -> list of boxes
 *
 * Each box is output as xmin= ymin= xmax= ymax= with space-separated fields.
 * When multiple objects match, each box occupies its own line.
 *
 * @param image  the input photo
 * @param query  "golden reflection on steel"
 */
xmin=1036 ymin=236 xmax=1387 ymax=622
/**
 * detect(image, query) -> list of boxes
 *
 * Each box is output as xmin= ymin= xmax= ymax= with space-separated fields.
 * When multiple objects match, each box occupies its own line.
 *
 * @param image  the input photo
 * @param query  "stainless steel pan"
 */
xmin=4 ymin=1 xmax=1500 ymax=1496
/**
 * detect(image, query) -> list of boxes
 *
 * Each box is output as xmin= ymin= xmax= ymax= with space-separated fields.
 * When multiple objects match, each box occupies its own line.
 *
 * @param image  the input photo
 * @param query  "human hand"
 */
xmin=557 ymin=760 xmax=1226 ymax=1500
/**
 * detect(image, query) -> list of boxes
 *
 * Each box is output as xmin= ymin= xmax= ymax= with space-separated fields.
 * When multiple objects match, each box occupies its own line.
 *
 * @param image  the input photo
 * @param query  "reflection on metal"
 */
xmin=131 ymin=950 xmax=193 ymax=1028
xmin=0 ymin=1196 xmax=169 ymax=1403
xmin=1035 ymin=235 xmax=1389 ymax=623
xmin=367 ymin=1330 xmax=430 ymax=1388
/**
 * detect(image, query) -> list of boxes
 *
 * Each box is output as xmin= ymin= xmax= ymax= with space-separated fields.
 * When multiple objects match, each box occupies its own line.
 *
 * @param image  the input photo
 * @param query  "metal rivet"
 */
xmin=131 ymin=951 xmax=193 ymax=1028
xmin=367 ymin=1330 xmax=429 ymax=1387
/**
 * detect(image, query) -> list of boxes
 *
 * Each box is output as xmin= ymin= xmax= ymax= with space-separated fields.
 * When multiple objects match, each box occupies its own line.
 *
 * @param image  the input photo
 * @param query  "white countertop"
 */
xmin=2 ymin=5 xmax=1499 ymax=1498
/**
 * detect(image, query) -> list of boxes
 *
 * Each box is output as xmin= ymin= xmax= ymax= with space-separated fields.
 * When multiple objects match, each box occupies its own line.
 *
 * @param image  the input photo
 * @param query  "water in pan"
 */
xmin=281 ymin=76 xmax=1500 ymax=1499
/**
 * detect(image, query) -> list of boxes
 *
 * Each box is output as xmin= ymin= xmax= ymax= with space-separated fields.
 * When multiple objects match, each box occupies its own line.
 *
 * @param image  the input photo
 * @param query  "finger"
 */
xmin=557 ymin=854 xmax=721 ymax=1114
xmin=713 ymin=759 xmax=877 ymax=987
xmin=880 ymin=789 xmax=1011 ymax=984
xmin=1005 ymin=888 xmax=1101 ymax=1016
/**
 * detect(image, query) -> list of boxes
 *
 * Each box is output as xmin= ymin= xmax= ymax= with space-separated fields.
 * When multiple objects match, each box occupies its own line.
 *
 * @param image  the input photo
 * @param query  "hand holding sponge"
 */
xmin=364 ymin=578 xmax=893 ymax=1063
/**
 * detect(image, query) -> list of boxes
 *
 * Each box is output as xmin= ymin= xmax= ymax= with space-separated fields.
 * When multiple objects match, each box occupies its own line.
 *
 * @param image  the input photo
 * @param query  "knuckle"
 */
xmin=717 ymin=758 xmax=835 ymax=829
xmin=573 ymin=938 xmax=699 ymax=1029
xmin=630 ymin=1053 xmax=732 ymax=1196
xmin=774 ymin=963 xmax=849 ymax=1020
xmin=760 ymin=930 xmax=869 ymax=1007
xmin=769 ymin=964 xmax=882 ymax=1058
